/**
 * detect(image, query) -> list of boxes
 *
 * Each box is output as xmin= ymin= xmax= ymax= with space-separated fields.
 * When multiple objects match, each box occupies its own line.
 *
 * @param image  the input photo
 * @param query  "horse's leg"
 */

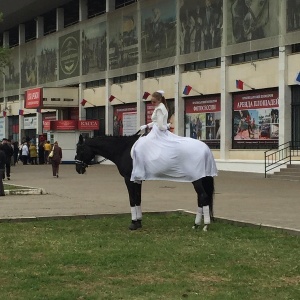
xmin=192 ymin=177 xmax=214 ymax=231
xmin=125 ymin=178 xmax=142 ymax=230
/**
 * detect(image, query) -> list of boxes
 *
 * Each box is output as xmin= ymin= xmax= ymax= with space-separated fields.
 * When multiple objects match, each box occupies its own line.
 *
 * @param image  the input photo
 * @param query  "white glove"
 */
xmin=167 ymin=123 xmax=171 ymax=129
xmin=140 ymin=125 xmax=148 ymax=131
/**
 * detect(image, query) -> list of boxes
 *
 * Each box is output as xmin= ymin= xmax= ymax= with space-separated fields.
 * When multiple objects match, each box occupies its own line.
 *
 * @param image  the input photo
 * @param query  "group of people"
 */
xmin=0 ymin=138 xmax=63 ymax=196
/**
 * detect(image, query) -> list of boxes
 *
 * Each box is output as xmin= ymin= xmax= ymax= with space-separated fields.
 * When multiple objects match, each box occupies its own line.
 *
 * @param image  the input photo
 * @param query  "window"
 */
xmin=63 ymin=0 xmax=79 ymax=28
xmin=25 ymin=20 xmax=36 ymax=42
xmin=115 ymin=0 xmax=137 ymax=9
xmin=43 ymin=9 xmax=56 ymax=35
xmin=145 ymin=66 xmax=175 ymax=78
xmin=9 ymin=27 xmax=18 ymax=48
xmin=112 ymin=74 xmax=137 ymax=84
xmin=86 ymin=80 xmax=105 ymax=88
xmin=232 ymin=48 xmax=279 ymax=64
xmin=88 ymin=0 xmax=106 ymax=18
xmin=291 ymin=43 xmax=300 ymax=53
xmin=184 ymin=58 xmax=220 ymax=72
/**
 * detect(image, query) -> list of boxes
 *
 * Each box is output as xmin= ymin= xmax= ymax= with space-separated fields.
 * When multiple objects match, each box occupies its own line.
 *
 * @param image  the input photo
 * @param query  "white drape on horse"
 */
xmin=130 ymin=125 xmax=218 ymax=182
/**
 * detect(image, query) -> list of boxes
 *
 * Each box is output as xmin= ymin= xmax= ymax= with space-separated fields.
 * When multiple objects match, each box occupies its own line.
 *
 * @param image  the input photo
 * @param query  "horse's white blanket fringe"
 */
xmin=130 ymin=125 xmax=218 ymax=182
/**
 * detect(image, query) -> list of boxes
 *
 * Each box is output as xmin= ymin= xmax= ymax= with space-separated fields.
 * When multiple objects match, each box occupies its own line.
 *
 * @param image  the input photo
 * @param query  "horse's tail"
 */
xmin=202 ymin=176 xmax=215 ymax=220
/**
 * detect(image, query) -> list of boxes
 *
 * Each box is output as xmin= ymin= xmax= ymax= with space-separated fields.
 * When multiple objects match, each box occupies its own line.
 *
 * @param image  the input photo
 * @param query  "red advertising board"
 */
xmin=50 ymin=120 xmax=78 ymax=130
xmin=185 ymin=96 xmax=221 ymax=114
xmin=25 ymin=88 xmax=43 ymax=109
xmin=78 ymin=120 xmax=99 ymax=130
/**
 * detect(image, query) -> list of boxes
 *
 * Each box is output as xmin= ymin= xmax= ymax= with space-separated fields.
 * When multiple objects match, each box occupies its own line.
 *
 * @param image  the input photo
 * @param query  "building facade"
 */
xmin=0 ymin=0 xmax=300 ymax=172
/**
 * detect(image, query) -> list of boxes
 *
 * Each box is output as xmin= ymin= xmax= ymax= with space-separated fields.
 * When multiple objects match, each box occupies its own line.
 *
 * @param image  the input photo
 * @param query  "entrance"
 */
xmin=291 ymin=86 xmax=300 ymax=147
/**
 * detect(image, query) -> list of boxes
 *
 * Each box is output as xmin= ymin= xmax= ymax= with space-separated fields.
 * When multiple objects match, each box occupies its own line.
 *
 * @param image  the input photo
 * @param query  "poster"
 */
xmin=5 ymin=47 xmax=20 ymax=90
xmin=59 ymin=31 xmax=80 ymax=80
xmin=141 ymin=0 xmax=176 ymax=63
xmin=20 ymin=41 xmax=37 ymax=88
xmin=185 ymin=96 xmax=221 ymax=149
xmin=37 ymin=35 xmax=58 ymax=84
xmin=233 ymin=89 xmax=279 ymax=149
xmin=179 ymin=0 xmax=223 ymax=54
xmin=113 ymin=105 xmax=137 ymax=136
xmin=227 ymin=0 xmax=278 ymax=45
xmin=109 ymin=6 xmax=138 ymax=70
xmin=287 ymin=0 xmax=300 ymax=32
xmin=82 ymin=21 xmax=107 ymax=75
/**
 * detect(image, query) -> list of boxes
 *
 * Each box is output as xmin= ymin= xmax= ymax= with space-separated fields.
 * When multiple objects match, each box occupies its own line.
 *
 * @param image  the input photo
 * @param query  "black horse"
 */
xmin=75 ymin=134 xmax=215 ymax=231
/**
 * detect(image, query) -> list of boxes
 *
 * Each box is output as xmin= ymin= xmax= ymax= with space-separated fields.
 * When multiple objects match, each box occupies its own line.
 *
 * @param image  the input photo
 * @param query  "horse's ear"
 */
xmin=78 ymin=134 xmax=84 ymax=145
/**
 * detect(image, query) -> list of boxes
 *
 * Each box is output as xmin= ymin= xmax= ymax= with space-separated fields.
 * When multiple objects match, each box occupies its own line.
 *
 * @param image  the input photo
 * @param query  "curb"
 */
xmin=4 ymin=184 xmax=47 ymax=195
xmin=0 ymin=209 xmax=299 ymax=237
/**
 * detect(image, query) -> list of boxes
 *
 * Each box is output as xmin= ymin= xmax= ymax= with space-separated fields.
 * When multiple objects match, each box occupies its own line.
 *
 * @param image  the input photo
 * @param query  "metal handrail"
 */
xmin=264 ymin=141 xmax=300 ymax=178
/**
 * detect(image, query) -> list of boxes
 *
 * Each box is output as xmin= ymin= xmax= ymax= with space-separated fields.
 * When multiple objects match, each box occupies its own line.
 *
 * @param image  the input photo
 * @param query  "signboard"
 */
xmin=24 ymin=116 xmax=37 ymax=129
xmin=25 ymin=88 xmax=43 ymax=109
xmin=233 ymin=89 xmax=279 ymax=149
xmin=78 ymin=120 xmax=100 ymax=130
xmin=185 ymin=96 xmax=221 ymax=149
xmin=50 ymin=120 xmax=78 ymax=131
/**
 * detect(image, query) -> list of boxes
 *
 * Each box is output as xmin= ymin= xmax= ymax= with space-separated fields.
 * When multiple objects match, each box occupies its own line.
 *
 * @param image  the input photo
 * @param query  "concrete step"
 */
xmin=269 ymin=174 xmax=300 ymax=181
xmin=286 ymin=164 xmax=300 ymax=169
xmin=273 ymin=171 xmax=300 ymax=176
xmin=277 ymin=168 xmax=300 ymax=173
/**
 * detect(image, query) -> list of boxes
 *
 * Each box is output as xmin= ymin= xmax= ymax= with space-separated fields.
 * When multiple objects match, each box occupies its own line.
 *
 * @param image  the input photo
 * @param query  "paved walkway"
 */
xmin=1 ymin=163 xmax=299 ymax=232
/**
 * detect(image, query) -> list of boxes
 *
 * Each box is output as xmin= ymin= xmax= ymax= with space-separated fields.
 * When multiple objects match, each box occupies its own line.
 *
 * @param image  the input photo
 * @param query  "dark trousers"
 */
xmin=0 ymin=169 xmax=5 ymax=196
xmin=52 ymin=161 xmax=60 ymax=176
xmin=5 ymin=162 xmax=11 ymax=178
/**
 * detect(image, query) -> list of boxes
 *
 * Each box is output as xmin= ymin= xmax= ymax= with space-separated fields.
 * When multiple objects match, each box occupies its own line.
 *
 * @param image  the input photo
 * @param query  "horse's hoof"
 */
xmin=192 ymin=224 xmax=200 ymax=229
xmin=203 ymin=225 xmax=209 ymax=231
xmin=129 ymin=220 xmax=142 ymax=230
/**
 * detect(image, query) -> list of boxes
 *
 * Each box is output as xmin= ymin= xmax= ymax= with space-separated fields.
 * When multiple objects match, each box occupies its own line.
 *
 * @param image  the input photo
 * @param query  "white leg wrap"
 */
xmin=203 ymin=205 xmax=210 ymax=225
xmin=136 ymin=206 xmax=142 ymax=220
xmin=195 ymin=207 xmax=203 ymax=225
xmin=130 ymin=207 xmax=137 ymax=221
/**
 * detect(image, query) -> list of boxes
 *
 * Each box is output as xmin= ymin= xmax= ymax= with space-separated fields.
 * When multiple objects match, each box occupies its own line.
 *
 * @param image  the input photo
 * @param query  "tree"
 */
xmin=0 ymin=12 xmax=10 ymax=72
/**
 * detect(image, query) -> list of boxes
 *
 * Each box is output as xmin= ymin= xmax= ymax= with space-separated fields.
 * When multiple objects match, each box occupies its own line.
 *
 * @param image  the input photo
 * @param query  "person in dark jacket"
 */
xmin=51 ymin=141 xmax=62 ymax=178
xmin=2 ymin=138 xmax=14 ymax=180
xmin=0 ymin=145 xmax=6 ymax=196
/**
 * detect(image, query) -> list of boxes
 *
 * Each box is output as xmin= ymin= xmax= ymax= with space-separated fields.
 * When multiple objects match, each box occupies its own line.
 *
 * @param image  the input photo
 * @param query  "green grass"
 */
xmin=3 ymin=184 xmax=31 ymax=191
xmin=0 ymin=213 xmax=299 ymax=300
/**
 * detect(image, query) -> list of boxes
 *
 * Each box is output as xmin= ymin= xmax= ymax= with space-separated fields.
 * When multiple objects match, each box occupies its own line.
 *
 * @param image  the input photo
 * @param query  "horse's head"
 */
xmin=75 ymin=135 xmax=95 ymax=174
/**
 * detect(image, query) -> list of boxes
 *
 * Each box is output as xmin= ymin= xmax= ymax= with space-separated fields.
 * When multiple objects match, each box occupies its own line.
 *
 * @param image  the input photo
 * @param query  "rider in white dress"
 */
xmin=130 ymin=91 xmax=217 ymax=183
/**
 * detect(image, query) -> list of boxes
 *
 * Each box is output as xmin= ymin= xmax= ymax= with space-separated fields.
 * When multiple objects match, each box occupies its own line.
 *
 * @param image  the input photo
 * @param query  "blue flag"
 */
xmin=296 ymin=72 xmax=300 ymax=84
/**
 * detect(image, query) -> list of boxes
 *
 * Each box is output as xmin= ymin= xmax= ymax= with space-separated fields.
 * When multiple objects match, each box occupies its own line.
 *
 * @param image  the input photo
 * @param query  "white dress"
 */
xmin=130 ymin=103 xmax=218 ymax=182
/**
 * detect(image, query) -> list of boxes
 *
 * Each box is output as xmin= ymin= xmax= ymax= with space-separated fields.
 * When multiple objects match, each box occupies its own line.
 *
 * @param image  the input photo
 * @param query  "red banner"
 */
xmin=145 ymin=103 xmax=156 ymax=124
xmin=25 ymin=88 xmax=43 ymax=109
xmin=233 ymin=89 xmax=278 ymax=110
xmin=185 ymin=96 xmax=221 ymax=114
xmin=50 ymin=120 xmax=78 ymax=131
xmin=78 ymin=120 xmax=99 ymax=130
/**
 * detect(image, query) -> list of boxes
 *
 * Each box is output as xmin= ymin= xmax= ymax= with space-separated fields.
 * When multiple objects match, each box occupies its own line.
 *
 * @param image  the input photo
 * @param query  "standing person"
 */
xmin=13 ymin=141 xmax=19 ymax=165
xmin=44 ymin=141 xmax=51 ymax=164
xmin=21 ymin=142 xmax=29 ymax=165
xmin=2 ymin=138 xmax=14 ymax=180
xmin=29 ymin=142 xmax=38 ymax=165
xmin=51 ymin=141 xmax=62 ymax=178
xmin=38 ymin=139 xmax=45 ymax=164
xmin=0 ymin=145 xmax=6 ymax=196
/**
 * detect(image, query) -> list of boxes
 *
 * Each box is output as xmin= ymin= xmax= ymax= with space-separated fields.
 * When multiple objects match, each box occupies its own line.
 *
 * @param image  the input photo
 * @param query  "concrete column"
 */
xmin=174 ymin=64 xmax=184 ymax=136
xmin=79 ymin=83 xmax=86 ymax=121
xmin=105 ymin=78 xmax=113 ymax=135
xmin=79 ymin=0 xmax=88 ymax=22
xmin=36 ymin=111 xmax=43 ymax=146
xmin=19 ymin=24 xmax=25 ymax=45
xmin=56 ymin=8 xmax=64 ymax=31
xmin=278 ymin=46 xmax=291 ymax=145
xmin=220 ymin=56 xmax=232 ymax=160
xmin=136 ymin=72 xmax=145 ymax=128
xmin=106 ymin=0 xmax=115 ymax=12
xmin=18 ymin=95 xmax=24 ymax=142
xmin=36 ymin=16 xmax=44 ymax=38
